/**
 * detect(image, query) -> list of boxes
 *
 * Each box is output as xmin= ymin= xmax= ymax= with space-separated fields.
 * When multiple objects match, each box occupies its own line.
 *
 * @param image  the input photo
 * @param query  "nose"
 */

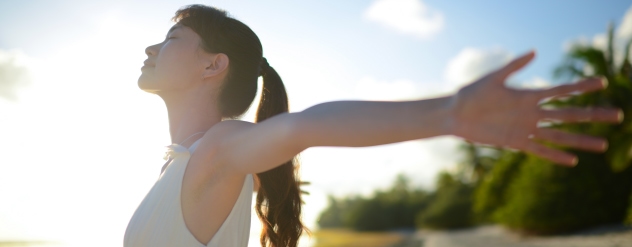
xmin=145 ymin=43 xmax=159 ymax=56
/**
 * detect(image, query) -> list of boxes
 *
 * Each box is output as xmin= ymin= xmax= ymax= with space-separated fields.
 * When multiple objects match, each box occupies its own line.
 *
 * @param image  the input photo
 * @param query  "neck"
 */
xmin=159 ymin=87 xmax=222 ymax=148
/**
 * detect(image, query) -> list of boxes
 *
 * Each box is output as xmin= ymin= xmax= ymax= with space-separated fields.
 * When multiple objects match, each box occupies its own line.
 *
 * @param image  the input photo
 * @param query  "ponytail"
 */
xmin=254 ymin=58 xmax=308 ymax=247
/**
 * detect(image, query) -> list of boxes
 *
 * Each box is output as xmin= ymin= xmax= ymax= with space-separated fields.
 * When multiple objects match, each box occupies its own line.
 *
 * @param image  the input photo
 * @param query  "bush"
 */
xmin=317 ymin=196 xmax=348 ymax=228
xmin=493 ymin=152 xmax=632 ymax=234
xmin=473 ymin=151 xmax=525 ymax=222
xmin=416 ymin=172 xmax=475 ymax=229
xmin=625 ymin=193 xmax=632 ymax=226
xmin=317 ymin=174 xmax=433 ymax=231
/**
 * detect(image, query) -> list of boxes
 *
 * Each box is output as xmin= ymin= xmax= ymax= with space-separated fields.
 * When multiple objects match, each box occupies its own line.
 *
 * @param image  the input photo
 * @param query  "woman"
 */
xmin=123 ymin=4 xmax=622 ymax=247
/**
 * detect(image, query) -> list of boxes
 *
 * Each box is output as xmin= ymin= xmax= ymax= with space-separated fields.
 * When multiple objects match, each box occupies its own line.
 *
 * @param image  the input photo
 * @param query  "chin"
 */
xmin=137 ymin=74 xmax=160 ymax=93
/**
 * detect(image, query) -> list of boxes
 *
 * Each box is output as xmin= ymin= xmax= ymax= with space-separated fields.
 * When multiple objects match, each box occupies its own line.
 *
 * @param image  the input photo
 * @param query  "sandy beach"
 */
xmin=409 ymin=224 xmax=632 ymax=247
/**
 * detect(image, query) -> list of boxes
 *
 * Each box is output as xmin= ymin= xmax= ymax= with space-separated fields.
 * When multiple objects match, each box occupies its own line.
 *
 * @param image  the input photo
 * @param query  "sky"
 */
xmin=0 ymin=0 xmax=631 ymax=246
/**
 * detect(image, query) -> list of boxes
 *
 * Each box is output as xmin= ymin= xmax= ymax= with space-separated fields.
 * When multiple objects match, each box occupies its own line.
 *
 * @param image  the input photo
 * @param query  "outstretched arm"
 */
xmin=211 ymin=95 xmax=455 ymax=175
xmin=294 ymin=96 xmax=455 ymax=148
xmin=201 ymin=51 xmax=622 ymax=176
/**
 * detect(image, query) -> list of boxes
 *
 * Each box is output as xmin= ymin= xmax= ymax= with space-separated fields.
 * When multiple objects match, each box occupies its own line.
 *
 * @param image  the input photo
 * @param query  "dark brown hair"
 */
xmin=173 ymin=5 xmax=307 ymax=247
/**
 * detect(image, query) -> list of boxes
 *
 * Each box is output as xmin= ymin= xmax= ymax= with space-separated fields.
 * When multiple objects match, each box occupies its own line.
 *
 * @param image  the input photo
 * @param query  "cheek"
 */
xmin=142 ymin=44 xmax=200 ymax=90
xmin=158 ymin=52 xmax=197 ymax=85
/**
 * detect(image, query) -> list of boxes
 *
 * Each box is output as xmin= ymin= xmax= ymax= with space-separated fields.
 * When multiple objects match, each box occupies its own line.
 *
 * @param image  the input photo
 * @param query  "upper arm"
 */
xmin=188 ymin=113 xmax=306 ymax=180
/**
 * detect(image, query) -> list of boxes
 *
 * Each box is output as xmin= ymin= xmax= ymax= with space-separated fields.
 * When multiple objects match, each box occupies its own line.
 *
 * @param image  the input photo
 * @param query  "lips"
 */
xmin=141 ymin=60 xmax=155 ymax=71
xmin=143 ymin=60 xmax=155 ymax=67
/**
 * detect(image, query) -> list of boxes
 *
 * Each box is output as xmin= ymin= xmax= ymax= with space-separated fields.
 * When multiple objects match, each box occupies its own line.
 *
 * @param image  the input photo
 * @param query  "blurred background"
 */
xmin=1 ymin=0 xmax=631 ymax=246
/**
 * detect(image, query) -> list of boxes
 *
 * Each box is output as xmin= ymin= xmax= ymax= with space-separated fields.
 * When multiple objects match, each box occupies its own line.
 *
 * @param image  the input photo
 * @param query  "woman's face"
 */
xmin=138 ymin=24 xmax=207 ymax=93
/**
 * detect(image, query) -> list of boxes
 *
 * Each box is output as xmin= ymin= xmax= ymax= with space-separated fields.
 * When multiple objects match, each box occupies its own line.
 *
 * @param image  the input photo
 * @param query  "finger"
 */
xmin=523 ymin=141 xmax=578 ymax=166
xmin=535 ymin=77 xmax=607 ymax=99
xmin=496 ymin=50 xmax=536 ymax=80
xmin=539 ymin=107 xmax=623 ymax=123
xmin=532 ymin=128 xmax=608 ymax=152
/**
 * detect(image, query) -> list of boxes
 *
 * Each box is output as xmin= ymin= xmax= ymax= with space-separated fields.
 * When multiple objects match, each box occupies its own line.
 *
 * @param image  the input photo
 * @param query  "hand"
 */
xmin=448 ymin=50 xmax=623 ymax=166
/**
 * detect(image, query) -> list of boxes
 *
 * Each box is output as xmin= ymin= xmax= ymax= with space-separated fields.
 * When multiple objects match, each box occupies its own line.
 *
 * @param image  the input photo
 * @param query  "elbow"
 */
xmin=285 ymin=112 xmax=309 ymax=153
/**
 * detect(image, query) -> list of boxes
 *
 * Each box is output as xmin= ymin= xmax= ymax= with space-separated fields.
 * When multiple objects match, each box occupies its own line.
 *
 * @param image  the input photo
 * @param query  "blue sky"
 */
xmin=1 ymin=0 xmax=630 ymax=83
xmin=0 ymin=1 xmax=631 ymax=246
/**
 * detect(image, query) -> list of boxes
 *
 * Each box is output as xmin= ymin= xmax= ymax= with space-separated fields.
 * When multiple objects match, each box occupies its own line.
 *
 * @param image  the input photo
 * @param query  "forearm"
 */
xmin=294 ymin=95 xmax=456 ymax=149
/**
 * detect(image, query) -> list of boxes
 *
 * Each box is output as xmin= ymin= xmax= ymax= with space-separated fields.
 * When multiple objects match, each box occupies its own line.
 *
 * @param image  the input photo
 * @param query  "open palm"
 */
xmin=449 ymin=51 xmax=622 ymax=166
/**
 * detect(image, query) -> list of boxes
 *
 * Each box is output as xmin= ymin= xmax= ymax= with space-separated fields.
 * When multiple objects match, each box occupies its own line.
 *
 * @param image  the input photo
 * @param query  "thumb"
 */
xmin=495 ymin=50 xmax=536 ymax=81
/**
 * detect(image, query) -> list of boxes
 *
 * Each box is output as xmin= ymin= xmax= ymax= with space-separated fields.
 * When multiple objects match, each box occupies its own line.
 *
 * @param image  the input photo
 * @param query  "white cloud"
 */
xmin=516 ymin=76 xmax=552 ymax=89
xmin=617 ymin=5 xmax=632 ymax=42
xmin=591 ymin=33 xmax=608 ymax=51
xmin=616 ymin=5 xmax=632 ymax=66
xmin=444 ymin=47 xmax=514 ymax=89
xmin=364 ymin=0 xmax=444 ymax=39
xmin=443 ymin=47 xmax=553 ymax=91
xmin=346 ymin=47 xmax=520 ymax=104
xmin=563 ymin=5 xmax=632 ymax=68
xmin=301 ymin=136 xmax=463 ymax=195
xmin=348 ymin=76 xmax=442 ymax=101
xmin=0 ymin=50 xmax=31 ymax=101
xmin=562 ymin=35 xmax=590 ymax=52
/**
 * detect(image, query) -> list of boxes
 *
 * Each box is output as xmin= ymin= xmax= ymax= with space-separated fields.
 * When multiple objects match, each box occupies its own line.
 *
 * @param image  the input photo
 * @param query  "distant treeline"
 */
xmin=317 ymin=22 xmax=632 ymax=234
xmin=318 ymin=172 xmax=474 ymax=231
xmin=318 ymin=149 xmax=632 ymax=233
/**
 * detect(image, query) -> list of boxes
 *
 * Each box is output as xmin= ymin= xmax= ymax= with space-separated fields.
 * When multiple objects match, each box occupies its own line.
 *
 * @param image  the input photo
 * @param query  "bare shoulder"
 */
xmin=186 ymin=120 xmax=254 ymax=179
xmin=199 ymin=120 xmax=260 ymax=191
xmin=194 ymin=119 xmax=254 ymax=162
xmin=205 ymin=119 xmax=254 ymax=140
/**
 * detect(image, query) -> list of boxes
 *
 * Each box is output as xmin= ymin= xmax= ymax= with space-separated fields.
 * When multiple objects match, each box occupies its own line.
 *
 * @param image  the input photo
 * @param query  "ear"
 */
xmin=202 ymin=53 xmax=229 ymax=79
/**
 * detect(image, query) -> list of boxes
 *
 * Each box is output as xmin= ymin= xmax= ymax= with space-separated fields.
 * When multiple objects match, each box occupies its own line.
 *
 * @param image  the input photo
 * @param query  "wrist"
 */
xmin=414 ymin=94 xmax=459 ymax=137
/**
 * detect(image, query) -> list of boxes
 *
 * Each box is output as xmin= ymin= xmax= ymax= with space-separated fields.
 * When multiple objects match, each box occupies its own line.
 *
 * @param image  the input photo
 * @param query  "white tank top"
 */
xmin=124 ymin=138 xmax=253 ymax=247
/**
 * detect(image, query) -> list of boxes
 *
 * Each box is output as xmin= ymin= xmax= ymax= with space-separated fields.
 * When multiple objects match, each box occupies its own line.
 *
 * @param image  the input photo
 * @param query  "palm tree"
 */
xmin=553 ymin=22 xmax=632 ymax=172
xmin=471 ymin=23 xmax=632 ymax=233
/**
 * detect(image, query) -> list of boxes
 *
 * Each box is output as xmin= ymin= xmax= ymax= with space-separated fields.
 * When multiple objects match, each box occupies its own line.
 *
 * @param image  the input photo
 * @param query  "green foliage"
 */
xmin=626 ymin=193 xmax=632 ymax=226
xmin=607 ymin=133 xmax=632 ymax=172
xmin=492 ymin=153 xmax=632 ymax=234
xmin=416 ymin=172 xmax=475 ymax=229
xmin=317 ymin=196 xmax=348 ymax=229
xmin=457 ymin=143 xmax=500 ymax=183
xmin=317 ymin=172 xmax=477 ymax=231
xmin=553 ymin=22 xmax=632 ymax=172
xmin=473 ymin=151 xmax=525 ymax=222
xmin=317 ymin=174 xmax=433 ymax=231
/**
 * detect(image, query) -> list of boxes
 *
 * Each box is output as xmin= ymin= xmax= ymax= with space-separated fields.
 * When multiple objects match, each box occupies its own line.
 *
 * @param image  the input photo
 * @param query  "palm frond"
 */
xmin=607 ymin=22 xmax=615 ymax=77
xmin=553 ymin=45 xmax=608 ymax=81
xmin=621 ymin=40 xmax=632 ymax=80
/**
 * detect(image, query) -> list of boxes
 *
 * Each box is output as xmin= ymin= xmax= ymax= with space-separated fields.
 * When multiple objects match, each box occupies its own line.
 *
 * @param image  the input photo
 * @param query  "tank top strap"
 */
xmin=188 ymin=137 xmax=204 ymax=153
